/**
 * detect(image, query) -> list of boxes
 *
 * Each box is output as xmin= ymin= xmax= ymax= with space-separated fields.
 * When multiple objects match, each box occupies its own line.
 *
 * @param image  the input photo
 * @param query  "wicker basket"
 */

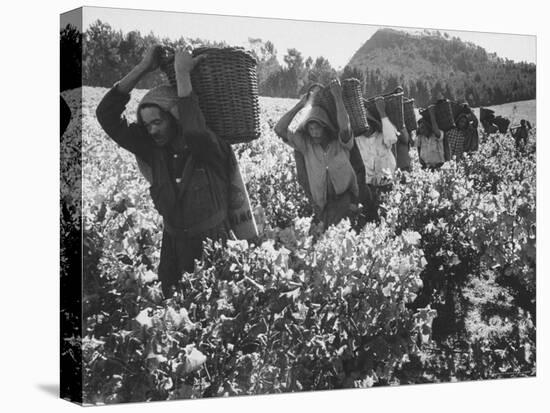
xmin=310 ymin=83 xmax=336 ymax=127
xmin=403 ymin=98 xmax=417 ymax=132
xmin=420 ymin=99 xmax=456 ymax=131
xmin=342 ymin=79 xmax=368 ymax=135
xmin=480 ymin=107 xmax=495 ymax=122
xmin=159 ymin=46 xmax=261 ymax=144
xmin=310 ymin=79 xmax=368 ymax=136
xmin=493 ymin=116 xmax=510 ymax=133
xmin=364 ymin=91 xmax=404 ymax=131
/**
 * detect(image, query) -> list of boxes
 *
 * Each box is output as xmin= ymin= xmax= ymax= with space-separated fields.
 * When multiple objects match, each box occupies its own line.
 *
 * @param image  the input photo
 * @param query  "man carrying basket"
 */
xmin=96 ymin=46 xmax=234 ymax=297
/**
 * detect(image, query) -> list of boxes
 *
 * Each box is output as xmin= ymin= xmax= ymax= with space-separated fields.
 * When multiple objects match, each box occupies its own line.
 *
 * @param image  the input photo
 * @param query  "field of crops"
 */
xmin=61 ymin=87 xmax=536 ymax=405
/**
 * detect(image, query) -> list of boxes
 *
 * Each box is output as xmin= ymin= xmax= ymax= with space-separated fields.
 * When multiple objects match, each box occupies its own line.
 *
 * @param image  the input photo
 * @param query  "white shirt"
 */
xmin=355 ymin=117 xmax=398 ymax=186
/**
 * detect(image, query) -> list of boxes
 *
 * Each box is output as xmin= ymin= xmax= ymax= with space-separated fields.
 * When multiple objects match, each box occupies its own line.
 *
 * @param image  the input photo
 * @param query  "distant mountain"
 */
xmin=346 ymin=28 xmax=536 ymax=107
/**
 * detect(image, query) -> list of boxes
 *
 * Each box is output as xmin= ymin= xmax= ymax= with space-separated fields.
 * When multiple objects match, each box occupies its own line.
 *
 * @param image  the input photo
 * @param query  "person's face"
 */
xmin=140 ymin=106 xmax=176 ymax=147
xmin=457 ymin=117 xmax=468 ymax=130
xmin=307 ymin=121 xmax=325 ymax=144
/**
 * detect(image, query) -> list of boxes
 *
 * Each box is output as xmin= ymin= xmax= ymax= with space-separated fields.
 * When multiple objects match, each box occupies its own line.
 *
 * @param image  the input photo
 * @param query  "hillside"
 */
xmin=346 ymin=28 xmax=536 ymax=107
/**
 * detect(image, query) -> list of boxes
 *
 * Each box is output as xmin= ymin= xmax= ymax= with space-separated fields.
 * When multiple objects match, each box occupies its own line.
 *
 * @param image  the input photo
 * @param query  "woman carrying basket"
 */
xmin=416 ymin=105 xmax=446 ymax=170
xmin=274 ymin=80 xmax=358 ymax=230
xmin=354 ymin=97 xmax=398 ymax=221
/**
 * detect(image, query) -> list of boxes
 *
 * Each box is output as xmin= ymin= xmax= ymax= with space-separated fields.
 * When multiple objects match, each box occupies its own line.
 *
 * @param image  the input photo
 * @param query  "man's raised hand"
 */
xmin=174 ymin=48 xmax=207 ymax=77
xmin=139 ymin=45 xmax=164 ymax=73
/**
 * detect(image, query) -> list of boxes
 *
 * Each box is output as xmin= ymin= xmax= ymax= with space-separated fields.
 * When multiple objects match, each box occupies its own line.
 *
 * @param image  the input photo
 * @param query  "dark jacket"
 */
xmin=96 ymin=86 xmax=232 ymax=235
xmin=96 ymin=85 xmax=232 ymax=295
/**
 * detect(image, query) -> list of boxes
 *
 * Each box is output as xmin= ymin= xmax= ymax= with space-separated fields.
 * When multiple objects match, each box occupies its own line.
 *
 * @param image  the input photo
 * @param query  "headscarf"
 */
xmin=297 ymin=105 xmax=337 ymax=137
xmin=455 ymin=112 xmax=469 ymax=124
xmin=137 ymin=84 xmax=180 ymax=123
xmin=135 ymin=84 xmax=180 ymax=184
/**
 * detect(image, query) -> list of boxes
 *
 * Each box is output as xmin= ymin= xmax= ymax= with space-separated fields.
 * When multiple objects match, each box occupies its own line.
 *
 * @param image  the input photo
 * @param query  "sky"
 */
xmin=64 ymin=6 xmax=537 ymax=69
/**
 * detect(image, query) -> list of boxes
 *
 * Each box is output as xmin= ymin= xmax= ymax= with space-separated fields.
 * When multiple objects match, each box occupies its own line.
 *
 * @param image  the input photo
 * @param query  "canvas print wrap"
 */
xmin=60 ymin=6 xmax=536 ymax=406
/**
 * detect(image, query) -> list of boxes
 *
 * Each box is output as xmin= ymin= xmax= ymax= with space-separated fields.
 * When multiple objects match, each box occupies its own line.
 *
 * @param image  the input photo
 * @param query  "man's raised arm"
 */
xmin=328 ymin=79 xmax=353 ymax=148
xmin=173 ymin=49 xmax=229 ymax=170
xmin=95 ymin=46 xmax=164 ymax=163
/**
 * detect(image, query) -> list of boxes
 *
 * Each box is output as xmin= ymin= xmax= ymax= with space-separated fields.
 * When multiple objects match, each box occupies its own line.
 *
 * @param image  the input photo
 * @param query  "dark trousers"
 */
xmin=360 ymin=184 xmax=392 ymax=223
xmin=422 ymin=162 xmax=444 ymax=171
xmin=320 ymin=191 xmax=352 ymax=229
xmin=158 ymin=230 xmax=203 ymax=297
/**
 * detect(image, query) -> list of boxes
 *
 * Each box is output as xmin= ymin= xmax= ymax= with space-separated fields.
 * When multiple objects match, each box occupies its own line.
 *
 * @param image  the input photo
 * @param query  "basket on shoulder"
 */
xmin=159 ymin=45 xmax=261 ymax=144
xmin=363 ymin=87 xmax=418 ymax=133
xmin=309 ymin=78 xmax=369 ymax=137
xmin=419 ymin=98 xmax=476 ymax=131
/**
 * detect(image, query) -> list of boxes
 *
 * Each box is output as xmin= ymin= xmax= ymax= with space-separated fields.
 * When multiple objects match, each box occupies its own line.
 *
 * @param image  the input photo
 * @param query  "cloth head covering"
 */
xmin=455 ymin=112 xmax=469 ymax=123
xmin=297 ymin=105 xmax=337 ymax=137
xmin=137 ymin=84 xmax=180 ymax=123
xmin=134 ymin=84 xmax=180 ymax=185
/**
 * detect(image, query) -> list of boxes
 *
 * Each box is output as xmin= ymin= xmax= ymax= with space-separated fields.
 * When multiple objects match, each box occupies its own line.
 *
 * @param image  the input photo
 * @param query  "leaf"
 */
xmin=449 ymin=255 xmax=461 ymax=266
xmin=141 ymin=270 xmax=158 ymax=284
xmin=291 ymin=303 xmax=308 ymax=321
xmin=275 ymin=247 xmax=290 ymax=268
xmin=282 ymin=287 xmax=301 ymax=301
xmin=402 ymin=231 xmax=421 ymax=246
xmin=163 ymin=307 xmax=197 ymax=332
xmin=145 ymin=284 xmax=164 ymax=304
xmin=135 ymin=308 xmax=154 ymax=328
xmin=146 ymin=352 xmax=167 ymax=371
xmin=182 ymin=346 xmax=207 ymax=375
xmin=428 ymin=189 xmax=440 ymax=200
xmin=397 ymin=261 xmax=410 ymax=276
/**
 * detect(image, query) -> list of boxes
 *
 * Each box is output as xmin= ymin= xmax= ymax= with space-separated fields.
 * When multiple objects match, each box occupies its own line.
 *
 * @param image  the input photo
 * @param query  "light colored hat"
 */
xmin=137 ymin=84 xmax=180 ymax=123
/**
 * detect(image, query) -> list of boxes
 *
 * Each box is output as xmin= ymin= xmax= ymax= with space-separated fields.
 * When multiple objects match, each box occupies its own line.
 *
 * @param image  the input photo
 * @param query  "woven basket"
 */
xmin=159 ymin=46 xmax=261 ymax=144
xmin=310 ymin=79 xmax=368 ymax=136
xmin=480 ymin=107 xmax=495 ymax=122
xmin=364 ymin=91 xmax=404 ymax=131
xmin=310 ymin=83 xmax=336 ymax=127
xmin=436 ymin=100 xmax=456 ymax=131
xmin=342 ymin=79 xmax=368 ymax=135
xmin=403 ymin=98 xmax=417 ymax=132
xmin=493 ymin=116 xmax=510 ymax=133
xmin=420 ymin=99 xmax=456 ymax=131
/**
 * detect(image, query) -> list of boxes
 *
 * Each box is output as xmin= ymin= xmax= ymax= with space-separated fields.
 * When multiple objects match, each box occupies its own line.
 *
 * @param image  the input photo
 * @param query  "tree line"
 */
xmin=62 ymin=21 xmax=536 ymax=107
